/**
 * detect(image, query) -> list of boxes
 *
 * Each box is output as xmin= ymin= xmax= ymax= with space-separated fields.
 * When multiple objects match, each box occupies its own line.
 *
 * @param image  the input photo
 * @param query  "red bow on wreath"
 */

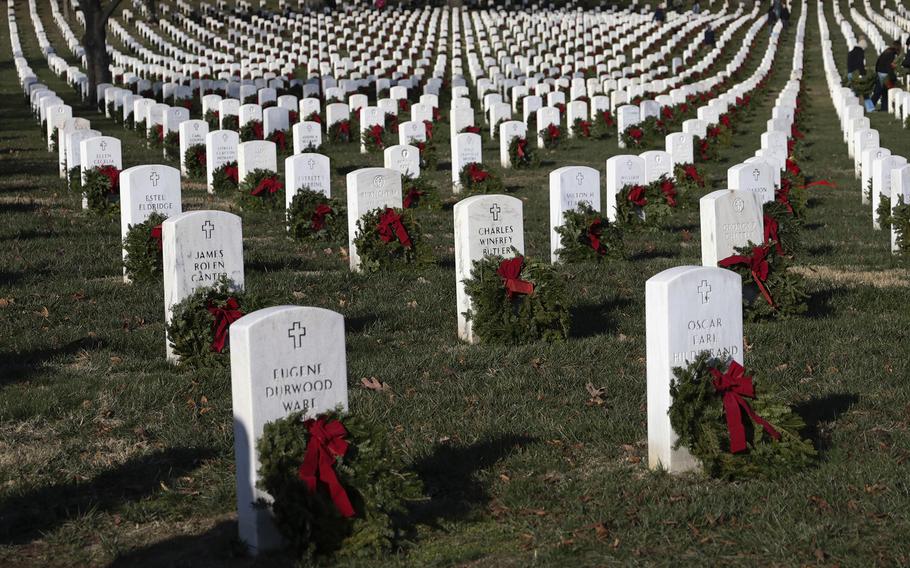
xmin=423 ymin=120 xmax=433 ymax=140
xmin=338 ymin=121 xmax=350 ymax=136
xmin=432 ymin=107 xmax=441 ymax=122
xmin=586 ymin=218 xmax=608 ymax=255
xmin=149 ymin=224 xmax=163 ymax=251
xmin=577 ymin=120 xmax=591 ymax=137
xmin=97 ymin=165 xmax=121 ymax=194
xmin=308 ymin=112 xmax=322 ymax=124
xmin=252 ymin=121 xmax=264 ymax=140
xmin=790 ymin=124 xmax=804 ymax=140
xmin=270 ymin=130 xmax=286 ymax=151
xmin=468 ymin=163 xmax=489 ymax=183
xmin=628 ymin=127 xmax=643 ymax=141
xmin=376 ymin=208 xmax=413 ymax=248
xmin=298 ymin=417 xmax=356 ymax=518
xmin=786 ymin=159 xmax=801 ymax=177
xmin=289 ymin=111 xmax=298 ymax=124
xmin=311 ymin=203 xmax=333 ymax=231
xmin=787 ymin=138 xmax=796 ymax=157
xmin=698 ymin=139 xmax=711 ymax=160
xmin=224 ymin=164 xmax=239 ymax=183
xmin=397 ymin=98 xmax=409 ymax=112
xmin=368 ymin=124 xmax=385 ymax=147
xmin=720 ymin=114 xmax=731 ymax=129
xmin=660 ymin=179 xmax=677 ymax=207
xmin=403 ymin=187 xmax=425 ymax=208
xmin=195 ymin=149 xmax=206 ymax=167
xmin=776 ymin=179 xmax=794 ymax=214
xmin=683 ymin=164 xmax=703 ymax=185
xmin=706 ymin=126 xmax=720 ymax=140
xmin=602 ymin=111 xmax=615 ymax=126
xmin=661 ymin=106 xmax=674 ymax=120
xmin=547 ymin=124 xmax=561 ymax=140
xmin=497 ymin=256 xmax=534 ymax=298
xmin=627 ymin=184 xmax=648 ymax=207
xmin=763 ymin=215 xmax=783 ymax=255
xmin=156 ymin=124 xmax=164 ymax=142
xmin=251 ymin=176 xmax=283 ymax=197
xmin=463 ymin=125 xmax=481 ymax=134
xmin=719 ymin=245 xmax=775 ymax=308
xmin=516 ymin=138 xmax=528 ymax=159
xmin=709 ymin=361 xmax=781 ymax=454
xmin=206 ymin=297 xmax=244 ymax=353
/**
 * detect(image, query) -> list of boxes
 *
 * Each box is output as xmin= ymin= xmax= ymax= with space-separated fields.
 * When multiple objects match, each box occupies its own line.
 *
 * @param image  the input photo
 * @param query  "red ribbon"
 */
xmin=397 ymin=98 xmax=409 ymax=112
xmin=516 ymin=138 xmax=527 ymax=159
xmin=98 ymin=165 xmax=121 ymax=194
xmin=628 ymin=127 xmax=643 ymax=141
xmin=432 ymin=107 xmax=441 ymax=122
xmin=311 ymin=203 xmax=333 ymax=230
xmin=683 ymin=164 xmax=703 ymax=185
xmin=224 ymin=164 xmax=239 ymax=183
xmin=709 ymin=362 xmax=781 ymax=454
xmin=763 ymin=215 xmax=783 ymax=255
xmin=156 ymin=124 xmax=164 ymax=142
xmin=307 ymin=112 xmax=322 ymax=124
xmin=547 ymin=124 xmax=561 ymax=140
xmin=463 ymin=125 xmax=481 ymax=134
xmin=661 ymin=106 xmax=674 ymax=120
xmin=627 ymin=184 xmax=647 ymax=207
xmin=195 ymin=148 xmax=206 ymax=167
xmin=251 ymin=176 xmax=283 ymax=197
xmin=403 ymin=187 xmax=424 ymax=208
xmin=786 ymin=159 xmax=801 ymax=177
xmin=376 ymin=208 xmax=413 ymax=248
xmin=577 ymin=120 xmax=591 ymax=137
xmin=660 ymin=179 xmax=677 ymax=207
xmin=423 ymin=120 xmax=433 ymax=140
xmin=298 ymin=417 xmax=356 ymax=518
xmin=586 ymin=219 xmax=607 ymax=255
xmin=720 ymin=114 xmax=731 ymax=129
xmin=803 ymin=180 xmax=836 ymax=189
xmin=719 ymin=245 xmax=775 ymax=307
xmin=776 ymin=179 xmax=794 ymax=214
xmin=289 ymin=111 xmax=298 ymax=124
xmin=368 ymin=124 xmax=385 ymax=148
xmin=338 ymin=121 xmax=350 ymax=138
xmin=206 ymin=297 xmax=244 ymax=353
xmin=252 ymin=121 xmax=263 ymax=140
xmin=601 ymin=111 xmax=615 ymax=127
xmin=270 ymin=130 xmax=287 ymax=151
xmin=497 ymin=256 xmax=534 ymax=298
xmin=149 ymin=224 xmax=163 ymax=251
xmin=790 ymin=125 xmax=804 ymax=140
xmin=468 ymin=163 xmax=489 ymax=183
xmin=706 ymin=126 xmax=720 ymax=140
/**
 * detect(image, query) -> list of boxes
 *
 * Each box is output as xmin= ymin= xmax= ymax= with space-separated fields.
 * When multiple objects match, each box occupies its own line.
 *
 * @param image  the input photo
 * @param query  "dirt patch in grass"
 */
xmin=791 ymin=265 xmax=910 ymax=288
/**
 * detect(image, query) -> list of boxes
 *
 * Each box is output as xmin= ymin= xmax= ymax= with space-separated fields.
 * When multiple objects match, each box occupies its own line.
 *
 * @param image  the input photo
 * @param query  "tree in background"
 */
xmin=78 ymin=0 xmax=123 ymax=102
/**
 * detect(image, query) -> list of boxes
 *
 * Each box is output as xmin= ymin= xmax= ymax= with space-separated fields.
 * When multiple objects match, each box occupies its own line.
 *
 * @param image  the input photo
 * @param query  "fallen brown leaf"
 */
xmin=360 ymin=377 xmax=389 ymax=391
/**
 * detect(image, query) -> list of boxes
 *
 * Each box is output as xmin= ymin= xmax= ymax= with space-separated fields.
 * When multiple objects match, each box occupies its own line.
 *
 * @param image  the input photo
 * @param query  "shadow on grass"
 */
xmin=628 ymin=247 xmax=676 ymax=261
xmin=0 ymin=202 xmax=40 ymax=213
xmin=806 ymin=243 xmax=834 ymax=256
xmin=805 ymin=287 xmax=841 ymax=319
xmin=570 ymin=297 xmax=634 ymax=338
xmin=409 ymin=434 xmax=535 ymax=526
xmin=0 ymin=336 xmax=104 ymax=385
xmin=0 ymin=447 xmax=216 ymax=545
xmin=793 ymin=393 xmax=859 ymax=452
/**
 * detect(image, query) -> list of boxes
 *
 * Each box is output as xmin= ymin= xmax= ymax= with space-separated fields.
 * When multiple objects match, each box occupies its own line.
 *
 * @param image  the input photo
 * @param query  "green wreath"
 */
xmin=555 ymin=203 xmax=625 ymax=262
xmin=204 ymin=109 xmax=220 ymax=130
xmin=83 ymin=165 xmax=121 ymax=216
xmin=537 ymin=124 xmax=562 ymax=149
xmin=106 ymin=102 xmax=116 ymax=122
xmin=383 ymin=113 xmax=398 ymax=133
xmin=458 ymin=163 xmax=504 ymax=195
xmin=762 ymin=201 xmax=802 ymax=257
xmin=286 ymin=189 xmax=347 ymax=241
xmin=571 ymin=118 xmax=592 ymax=139
xmin=257 ymin=410 xmax=423 ymax=561
xmin=361 ymin=125 xmax=388 ymax=152
xmin=590 ymin=110 xmax=615 ymax=140
xmin=352 ymin=207 xmax=430 ymax=273
xmin=779 ymin=173 xmax=808 ymax=219
xmin=50 ymin=129 xmax=58 ymax=152
xmin=845 ymin=73 xmax=875 ymax=100
xmin=463 ymin=252 xmax=570 ymax=344
xmin=134 ymin=118 xmax=145 ymax=133
xmin=68 ymin=166 xmax=81 ymax=193
xmin=694 ymin=135 xmax=718 ymax=162
xmin=507 ymin=136 xmax=540 ymax=169
xmin=238 ymin=169 xmax=284 ymax=210
xmin=328 ymin=120 xmax=353 ymax=143
xmin=122 ymin=212 xmax=166 ymax=282
xmin=402 ymin=175 xmax=439 ymax=210
xmin=669 ymin=353 xmax=817 ymax=480
xmin=414 ymin=141 xmax=437 ymax=170
xmin=268 ymin=129 xmax=292 ymax=156
xmin=184 ymin=144 xmax=207 ymax=180
xmin=221 ymin=115 xmax=239 ymax=131
xmin=719 ymin=243 xmax=808 ymax=321
xmin=212 ymin=161 xmax=239 ymax=195
xmin=613 ymin=183 xmax=673 ymax=230
xmin=674 ymin=163 xmax=707 ymax=195
xmin=166 ymin=277 xmax=260 ymax=367
xmin=892 ymin=195 xmax=910 ymax=255
xmin=164 ymin=131 xmax=180 ymax=161
xmin=877 ymin=194 xmax=892 ymax=230
xmin=240 ymin=120 xmax=264 ymax=142
xmin=147 ymin=124 xmax=164 ymax=147
xmin=620 ymin=125 xmax=646 ymax=149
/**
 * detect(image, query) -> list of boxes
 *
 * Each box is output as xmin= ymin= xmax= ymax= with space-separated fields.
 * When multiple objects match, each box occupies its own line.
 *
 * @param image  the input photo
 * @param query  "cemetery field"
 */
xmin=4 ymin=0 xmax=910 ymax=566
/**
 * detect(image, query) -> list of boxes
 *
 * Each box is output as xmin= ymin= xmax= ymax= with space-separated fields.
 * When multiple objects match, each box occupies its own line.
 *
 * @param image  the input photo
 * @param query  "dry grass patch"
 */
xmin=791 ymin=265 xmax=910 ymax=288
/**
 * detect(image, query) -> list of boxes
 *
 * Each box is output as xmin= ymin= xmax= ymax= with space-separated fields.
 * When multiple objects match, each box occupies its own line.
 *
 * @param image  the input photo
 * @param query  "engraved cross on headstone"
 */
xmin=489 ymin=203 xmax=501 ymax=221
xmin=288 ymin=321 xmax=306 ymax=348
xmin=149 ymin=171 xmax=160 ymax=187
xmin=697 ymin=280 xmax=711 ymax=304
xmin=202 ymin=220 xmax=215 ymax=239
xmin=576 ymin=172 xmax=584 ymax=185
xmin=100 ymin=140 xmax=107 ymax=151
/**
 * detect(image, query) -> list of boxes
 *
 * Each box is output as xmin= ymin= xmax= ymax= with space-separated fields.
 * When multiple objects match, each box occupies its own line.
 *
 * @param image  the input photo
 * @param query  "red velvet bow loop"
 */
xmin=660 ymin=179 xmax=677 ymax=207
xmin=338 ymin=121 xmax=350 ymax=135
xmin=577 ymin=120 xmax=591 ymax=137
xmin=719 ymin=245 xmax=775 ymax=307
xmin=298 ymin=417 xmax=356 ymax=518
xmin=627 ymin=184 xmax=648 ymax=207
xmin=423 ymin=120 xmax=433 ymax=139
xmin=516 ymin=138 xmax=528 ymax=159
xmin=683 ymin=164 xmax=703 ymax=185
xmin=224 ymin=165 xmax=239 ymax=183
xmin=403 ymin=187 xmax=424 ymax=209
xmin=206 ymin=297 xmax=244 ymax=353
xmin=270 ymin=130 xmax=287 ymax=151
xmin=376 ymin=208 xmax=413 ymax=249
xmin=149 ymin=224 xmax=163 ymax=251
xmin=586 ymin=219 xmax=607 ymax=255
xmin=98 ymin=165 xmax=121 ymax=194
xmin=776 ymin=179 xmax=794 ymax=214
xmin=368 ymin=124 xmax=385 ymax=147
xmin=547 ymin=124 xmax=561 ymax=140
xmin=602 ymin=111 xmax=615 ymax=126
xmin=311 ymin=203 xmax=333 ymax=231
xmin=468 ymin=163 xmax=489 ymax=183
xmin=251 ymin=176 xmax=283 ymax=197
xmin=786 ymin=159 xmax=801 ymax=177
xmin=763 ymin=215 xmax=783 ymax=255
xmin=709 ymin=362 xmax=781 ymax=454
xmin=497 ymin=256 xmax=534 ymax=298
xmin=628 ymin=127 xmax=643 ymax=141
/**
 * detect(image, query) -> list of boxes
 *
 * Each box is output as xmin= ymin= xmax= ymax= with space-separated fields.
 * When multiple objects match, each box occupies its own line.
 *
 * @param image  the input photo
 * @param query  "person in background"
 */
xmin=871 ymin=41 xmax=901 ymax=111
xmin=780 ymin=2 xmax=790 ymax=29
xmin=767 ymin=3 xmax=778 ymax=32
xmin=654 ymin=3 xmax=666 ymax=23
xmin=703 ymin=25 xmax=716 ymax=48
xmin=847 ymin=38 xmax=867 ymax=82
xmin=691 ymin=1 xmax=700 ymax=14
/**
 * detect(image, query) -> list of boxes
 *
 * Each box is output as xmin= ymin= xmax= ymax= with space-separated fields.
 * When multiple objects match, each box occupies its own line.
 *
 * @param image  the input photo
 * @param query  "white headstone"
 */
xmin=699 ymin=190 xmax=764 ymax=267
xmin=345 ymin=168 xmax=403 ymax=271
xmin=120 ymin=165 xmax=183 ymax=282
xmin=285 ymin=153 xmax=331 ymax=207
xmin=549 ymin=166 xmax=601 ymax=262
xmin=605 ymin=155 xmax=646 ymax=221
xmin=727 ymin=163 xmax=774 ymax=204
xmin=451 ymin=132 xmax=483 ymax=189
xmin=383 ymin=144 xmax=420 ymax=178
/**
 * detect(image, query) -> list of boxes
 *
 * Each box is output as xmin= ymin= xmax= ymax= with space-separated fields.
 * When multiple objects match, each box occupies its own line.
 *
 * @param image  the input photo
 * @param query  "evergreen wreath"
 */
xmin=463 ymin=252 xmax=570 ymax=344
xmin=50 ymin=129 xmax=58 ymax=152
xmin=184 ymin=144 xmax=207 ymax=180
xmin=777 ymin=174 xmax=808 ymax=219
xmin=106 ymin=102 xmax=116 ymax=123
xmin=694 ymin=135 xmax=718 ymax=162
xmin=238 ymin=169 xmax=284 ymax=210
xmin=762 ymin=201 xmax=802 ymax=257
xmin=204 ymin=109 xmax=220 ymax=130
xmin=538 ymin=124 xmax=562 ymax=149
xmin=892 ymin=195 xmax=910 ymax=255
xmin=458 ymin=163 xmax=504 ymax=195
xmin=674 ymin=163 xmax=707 ymax=195
xmin=256 ymin=410 xmax=423 ymax=560
xmin=719 ymin=243 xmax=808 ymax=321
xmin=571 ymin=118 xmax=592 ymax=139
xmin=402 ymin=175 xmax=439 ymax=210
xmin=845 ymin=73 xmax=875 ymax=100
xmin=212 ymin=161 xmax=239 ymax=195
xmin=507 ymin=136 xmax=540 ymax=169
xmin=647 ymin=175 xmax=681 ymax=209
xmin=863 ymin=178 xmax=873 ymax=207
xmin=240 ymin=120 xmax=264 ymax=142
xmin=147 ymin=124 xmax=165 ymax=147
xmin=268 ymin=128 xmax=291 ymax=156
xmin=352 ymin=207 xmax=430 ymax=273
xmin=877 ymin=194 xmax=892 ymax=230
xmin=414 ymin=140 xmax=437 ymax=171
xmin=669 ymin=353 xmax=817 ymax=480
xmin=286 ymin=188 xmax=347 ymax=241
xmin=304 ymin=111 xmax=321 ymax=124
xmin=126 ymin=114 xmax=136 ymax=130
xmin=613 ymin=182 xmax=673 ymax=229
xmin=68 ymin=166 xmax=81 ymax=193
xmin=361 ymin=124 xmax=388 ymax=152
xmin=460 ymin=125 xmax=482 ymax=135
xmin=134 ymin=118 xmax=145 ymax=134
xmin=83 ymin=165 xmax=121 ymax=216
xmin=164 ymin=131 xmax=180 ymax=161
xmin=122 ymin=212 xmax=167 ymax=282
xmin=222 ymin=115 xmax=240 ymax=131
xmin=328 ymin=120 xmax=353 ymax=143
xmin=383 ymin=112 xmax=398 ymax=132
xmin=620 ymin=125 xmax=645 ymax=149
xmin=166 ymin=277 xmax=260 ymax=367
xmin=590 ymin=110 xmax=615 ymax=139
xmin=555 ymin=203 xmax=625 ymax=262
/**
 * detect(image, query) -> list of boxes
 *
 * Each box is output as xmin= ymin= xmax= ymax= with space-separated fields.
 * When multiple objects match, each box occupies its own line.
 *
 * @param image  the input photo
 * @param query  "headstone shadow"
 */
xmin=570 ymin=297 xmax=633 ymax=338
xmin=793 ymin=393 xmax=859 ymax=452
xmin=0 ymin=336 xmax=106 ymax=385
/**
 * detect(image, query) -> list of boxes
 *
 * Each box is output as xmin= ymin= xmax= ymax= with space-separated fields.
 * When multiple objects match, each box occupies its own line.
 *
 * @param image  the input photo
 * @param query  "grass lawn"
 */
xmin=2 ymin=0 xmax=910 ymax=565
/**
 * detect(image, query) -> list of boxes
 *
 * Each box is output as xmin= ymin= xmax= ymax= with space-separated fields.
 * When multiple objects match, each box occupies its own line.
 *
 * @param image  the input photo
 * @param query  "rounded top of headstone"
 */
xmin=230 ymin=305 xmax=343 ymax=333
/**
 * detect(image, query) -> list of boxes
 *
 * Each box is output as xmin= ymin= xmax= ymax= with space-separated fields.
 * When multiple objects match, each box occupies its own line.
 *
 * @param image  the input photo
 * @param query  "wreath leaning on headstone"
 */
xmin=286 ymin=188 xmax=347 ymax=241
xmin=256 ymin=410 xmax=423 ymax=561
xmin=204 ymin=109 xmax=220 ymax=130
xmin=613 ymin=182 xmax=674 ymax=230
xmin=352 ymin=207 xmax=431 ymax=273
xmin=164 ymin=131 xmax=180 ymax=161
xmin=212 ymin=161 xmax=239 ymax=195
xmin=555 ymin=203 xmax=625 ymax=263
xmin=361 ymin=124 xmax=389 ymax=152
xmin=184 ymin=144 xmax=207 ymax=180
xmin=507 ymin=136 xmax=540 ymax=169
xmin=892 ymin=196 xmax=910 ymax=256
xmin=402 ymin=175 xmax=439 ymax=210
xmin=166 ymin=276 xmax=261 ymax=367
xmin=414 ymin=140 xmax=437 ymax=171
xmin=327 ymin=120 xmax=353 ymax=143
xmin=238 ymin=169 xmax=284 ymax=210
xmin=458 ymin=163 xmax=504 ymax=195
xmin=590 ymin=110 xmax=615 ymax=139
xmin=669 ymin=352 xmax=817 ymax=480
xmin=83 ymin=165 xmax=121 ymax=216
xmin=68 ymin=166 xmax=82 ymax=193
xmin=221 ymin=115 xmax=239 ymax=131
xmin=463 ymin=252 xmax=570 ymax=344
xmin=240 ymin=120 xmax=264 ymax=142
xmin=122 ymin=212 xmax=167 ymax=282
xmin=538 ymin=124 xmax=562 ymax=149
xmin=718 ymin=243 xmax=808 ymax=321
xmin=762 ymin=201 xmax=802 ymax=257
